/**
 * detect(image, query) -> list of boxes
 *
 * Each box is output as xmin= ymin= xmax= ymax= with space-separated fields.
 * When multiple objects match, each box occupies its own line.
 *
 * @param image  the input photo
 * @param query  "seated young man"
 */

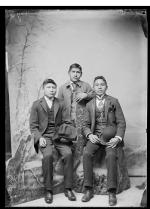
xmin=81 ymin=76 xmax=126 ymax=206
xmin=29 ymin=79 xmax=77 ymax=204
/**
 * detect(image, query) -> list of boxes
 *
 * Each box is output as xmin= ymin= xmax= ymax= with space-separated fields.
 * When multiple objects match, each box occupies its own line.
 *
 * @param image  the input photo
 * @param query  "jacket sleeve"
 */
xmin=82 ymin=106 xmax=93 ymax=138
xmin=84 ymin=83 xmax=96 ymax=102
xmin=29 ymin=102 xmax=42 ymax=145
xmin=61 ymin=101 xmax=72 ymax=125
xmin=114 ymin=99 xmax=126 ymax=139
xmin=57 ymin=86 xmax=64 ymax=101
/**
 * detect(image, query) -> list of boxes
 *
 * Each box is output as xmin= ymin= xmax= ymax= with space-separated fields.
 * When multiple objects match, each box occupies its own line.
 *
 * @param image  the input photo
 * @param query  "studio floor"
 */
xmin=14 ymin=177 xmax=146 ymax=207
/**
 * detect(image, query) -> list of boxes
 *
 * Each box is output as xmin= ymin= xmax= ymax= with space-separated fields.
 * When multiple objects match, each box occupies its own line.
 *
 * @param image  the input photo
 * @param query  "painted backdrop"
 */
xmin=6 ymin=10 xmax=147 ymax=176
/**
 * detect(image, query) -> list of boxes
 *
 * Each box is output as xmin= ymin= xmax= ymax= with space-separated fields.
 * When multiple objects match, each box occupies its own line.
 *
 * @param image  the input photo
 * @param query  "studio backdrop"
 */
xmin=6 ymin=9 xmax=147 ymax=176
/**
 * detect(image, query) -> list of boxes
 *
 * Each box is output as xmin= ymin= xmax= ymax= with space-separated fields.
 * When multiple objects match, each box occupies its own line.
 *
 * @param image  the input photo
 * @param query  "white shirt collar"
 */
xmin=44 ymin=96 xmax=54 ymax=102
xmin=44 ymin=96 xmax=54 ymax=109
xmin=96 ymin=94 xmax=105 ymax=100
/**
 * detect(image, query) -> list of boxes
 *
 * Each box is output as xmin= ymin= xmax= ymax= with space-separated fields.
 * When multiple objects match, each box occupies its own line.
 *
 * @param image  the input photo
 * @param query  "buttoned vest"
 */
xmin=42 ymin=102 xmax=55 ymax=139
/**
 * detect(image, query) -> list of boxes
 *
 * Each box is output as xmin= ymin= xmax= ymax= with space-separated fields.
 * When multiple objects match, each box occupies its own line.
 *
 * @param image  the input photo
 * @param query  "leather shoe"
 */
xmin=44 ymin=190 xmax=53 ymax=204
xmin=64 ymin=189 xmax=76 ymax=201
xmin=109 ymin=192 xmax=117 ymax=206
xmin=81 ymin=189 xmax=94 ymax=202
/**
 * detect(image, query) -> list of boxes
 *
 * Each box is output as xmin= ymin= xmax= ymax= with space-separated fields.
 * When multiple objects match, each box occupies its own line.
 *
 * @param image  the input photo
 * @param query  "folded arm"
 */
xmin=85 ymin=83 xmax=96 ymax=101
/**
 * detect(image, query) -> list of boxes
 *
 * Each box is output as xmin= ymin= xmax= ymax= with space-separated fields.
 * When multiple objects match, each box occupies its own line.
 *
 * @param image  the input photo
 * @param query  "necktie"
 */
xmin=71 ymin=82 xmax=77 ymax=92
xmin=98 ymin=99 xmax=104 ymax=110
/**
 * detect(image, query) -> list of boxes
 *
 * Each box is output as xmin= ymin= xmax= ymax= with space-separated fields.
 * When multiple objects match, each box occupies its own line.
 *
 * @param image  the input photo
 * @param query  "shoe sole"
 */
xmin=64 ymin=193 xmax=76 ymax=201
xmin=81 ymin=195 xmax=94 ymax=202
xmin=109 ymin=202 xmax=117 ymax=206
xmin=44 ymin=197 xmax=53 ymax=204
xmin=45 ymin=200 xmax=53 ymax=204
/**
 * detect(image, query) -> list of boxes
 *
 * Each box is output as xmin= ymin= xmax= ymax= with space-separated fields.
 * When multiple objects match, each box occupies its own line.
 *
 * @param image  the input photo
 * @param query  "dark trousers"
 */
xmin=5 ymin=187 xmax=11 ymax=207
xmin=40 ymin=139 xmax=73 ymax=191
xmin=83 ymin=140 xmax=117 ymax=191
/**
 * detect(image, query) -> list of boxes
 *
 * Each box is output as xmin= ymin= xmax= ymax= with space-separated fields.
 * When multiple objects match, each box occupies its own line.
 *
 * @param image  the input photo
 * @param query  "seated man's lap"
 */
xmin=54 ymin=141 xmax=73 ymax=158
xmin=39 ymin=139 xmax=53 ymax=158
xmin=84 ymin=141 xmax=99 ymax=156
xmin=105 ymin=147 xmax=117 ymax=159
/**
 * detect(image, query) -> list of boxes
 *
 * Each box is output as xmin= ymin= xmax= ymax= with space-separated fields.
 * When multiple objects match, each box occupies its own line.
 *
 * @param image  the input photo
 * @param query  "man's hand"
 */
xmin=106 ymin=137 xmax=120 ymax=148
xmin=75 ymin=92 xmax=87 ymax=102
xmin=39 ymin=137 xmax=47 ymax=147
xmin=88 ymin=134 xmax=100 ymax=144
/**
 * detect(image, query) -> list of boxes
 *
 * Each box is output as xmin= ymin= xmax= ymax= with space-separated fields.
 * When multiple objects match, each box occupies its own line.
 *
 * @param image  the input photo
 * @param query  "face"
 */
xmin=69 ymin=67 xmax=82 ymax=82
xmin=43 ymin=83 xmax=57 ymax=98
xmin=94 ymin=79 xmax=107 ymax=96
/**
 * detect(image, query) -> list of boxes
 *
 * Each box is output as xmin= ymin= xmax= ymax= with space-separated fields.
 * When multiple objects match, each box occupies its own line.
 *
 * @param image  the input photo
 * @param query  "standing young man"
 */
xmin=58 ymin=63 xmax=95 ymax=126
xmin=81 ymin=76 xmax=126 ymax=206
xmin=29 ymin=79 xmax=76 ymax=204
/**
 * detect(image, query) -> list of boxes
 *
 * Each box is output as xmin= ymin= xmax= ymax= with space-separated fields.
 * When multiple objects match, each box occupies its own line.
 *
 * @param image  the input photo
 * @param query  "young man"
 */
xmin=81 ymin=76 xmax=126 ymax=206
xmin=29 ymin=79 xmax=76 ymax=204
xmin=58 ymin=63 xmax=95 ymax=126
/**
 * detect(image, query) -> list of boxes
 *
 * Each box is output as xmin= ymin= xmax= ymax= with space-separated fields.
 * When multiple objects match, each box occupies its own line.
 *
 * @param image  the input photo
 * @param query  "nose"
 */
xmin=49 ymin=88 xmax=54 ymax=92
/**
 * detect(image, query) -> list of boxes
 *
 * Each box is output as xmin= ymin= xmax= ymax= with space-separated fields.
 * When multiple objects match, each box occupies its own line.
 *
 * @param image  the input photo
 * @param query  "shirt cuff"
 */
xmin=86 ymin=133 xmax=92 ymax=139
xmin=84 ymin=93 xmax=88 ymax=98
xmin=115 ymin=135 xmax=122 ymax=141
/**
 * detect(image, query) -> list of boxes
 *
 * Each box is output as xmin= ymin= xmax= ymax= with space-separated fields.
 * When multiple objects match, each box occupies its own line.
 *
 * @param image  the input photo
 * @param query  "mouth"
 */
xmin=97 ymin=90 xmax=103 ymax=94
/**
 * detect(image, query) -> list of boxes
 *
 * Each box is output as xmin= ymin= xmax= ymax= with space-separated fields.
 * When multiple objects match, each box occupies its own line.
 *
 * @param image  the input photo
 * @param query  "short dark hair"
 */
xmin=42 ymin=79 xmax=57 ymax=88
xmin=93 ymin=76 xmax=108 ymax=87
xmin=68 ymin=63 xmax=82 ymax=74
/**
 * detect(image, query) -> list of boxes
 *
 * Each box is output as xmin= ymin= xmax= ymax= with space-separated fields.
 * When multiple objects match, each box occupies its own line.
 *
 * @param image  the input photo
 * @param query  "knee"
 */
xmin=63 ymin=150 xmax=72 ymax=160
xmin=43 ymin=153 xmax=53 ymax=161
xmin=83 ymin=147 xmax=93 ymax=158
xmin=106 ymin=152 xmax=117 ymax=161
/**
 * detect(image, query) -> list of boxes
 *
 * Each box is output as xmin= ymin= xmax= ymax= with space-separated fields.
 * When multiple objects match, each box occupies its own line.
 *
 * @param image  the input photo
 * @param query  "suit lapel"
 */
xmin=40 ymin=97 xmax=60 ymax=122
xmin=65 ymin=83 xmax=73 ymax=106
xmin=53 ymin=98 xmax=60 ymax=121
xmin=91 ymin=97 xmax=96 ymax=119
xmin=90 ymin=98 xmax=96 ymax=132
xmin=104 ymin=95 xmax=111 ymax=119
xmin=40 ymin=97 xmax=48 ymax=112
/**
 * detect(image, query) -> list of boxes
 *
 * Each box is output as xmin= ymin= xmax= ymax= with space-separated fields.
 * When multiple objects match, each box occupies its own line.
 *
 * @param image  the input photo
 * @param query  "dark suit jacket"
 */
xmin=29 ymin=97 xmax=71 ymax=153
xmin=82 ymin=95 xmax=126 ymax=147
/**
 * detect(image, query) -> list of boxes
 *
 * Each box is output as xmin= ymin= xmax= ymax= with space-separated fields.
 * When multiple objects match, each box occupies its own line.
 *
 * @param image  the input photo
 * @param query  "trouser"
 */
xmin=5 ymin=187 xmax=11 ymax=207
xmin=40 ymin=139 xmax=73 ymax=191
xmin=83 ymin=140 xmax=118 ymax=191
